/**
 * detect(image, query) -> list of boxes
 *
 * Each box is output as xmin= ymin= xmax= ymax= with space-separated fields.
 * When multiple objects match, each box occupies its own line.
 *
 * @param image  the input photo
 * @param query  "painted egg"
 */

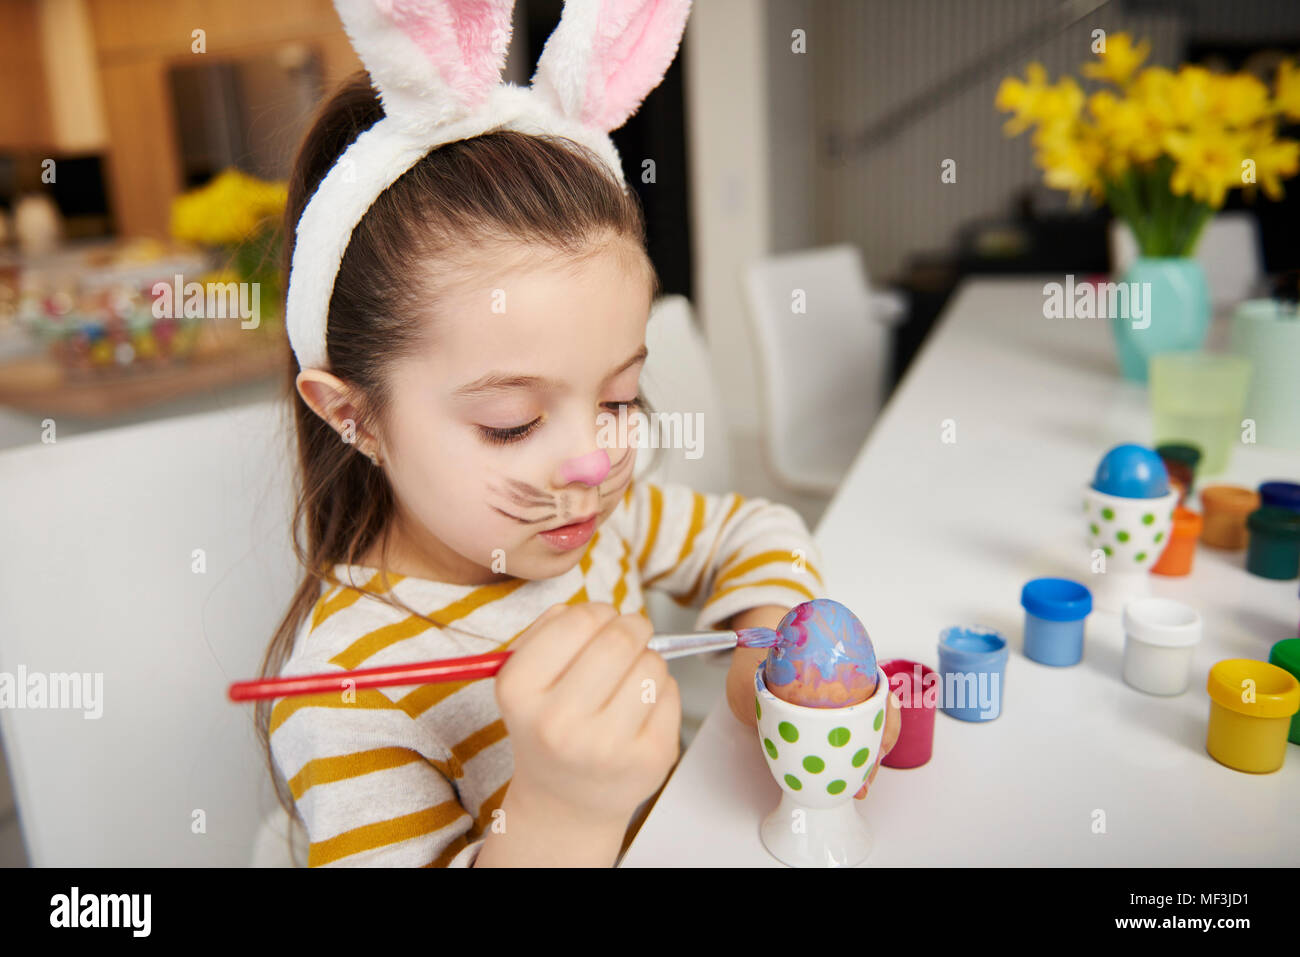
xmin=1092 ymin=443 xmax=1169 ymax=499
xmin=763 ymin=598 xmax=878 ymax=708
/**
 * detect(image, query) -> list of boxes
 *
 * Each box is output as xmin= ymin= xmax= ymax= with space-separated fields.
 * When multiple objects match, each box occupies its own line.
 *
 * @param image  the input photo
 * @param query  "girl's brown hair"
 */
xmin=256 ymin=71 xmax=661 ymax=838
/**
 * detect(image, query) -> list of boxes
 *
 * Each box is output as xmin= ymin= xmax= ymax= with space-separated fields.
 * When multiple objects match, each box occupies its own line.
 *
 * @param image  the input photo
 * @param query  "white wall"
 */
xmin=682 ymin=0 xmax=772 ymax=434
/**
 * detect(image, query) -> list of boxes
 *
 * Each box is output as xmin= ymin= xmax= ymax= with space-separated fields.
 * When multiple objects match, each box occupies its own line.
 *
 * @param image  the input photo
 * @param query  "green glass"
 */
xmin=1149 ymin=352 xmax=1251 ymax=476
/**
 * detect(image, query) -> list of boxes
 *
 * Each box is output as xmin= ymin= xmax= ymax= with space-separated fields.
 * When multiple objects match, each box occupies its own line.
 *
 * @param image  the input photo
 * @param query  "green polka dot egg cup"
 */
xmin=753 ymin=663 xmax=889 ymax=867
xmin=1082 ymin=484 xmax=1179 ymax=612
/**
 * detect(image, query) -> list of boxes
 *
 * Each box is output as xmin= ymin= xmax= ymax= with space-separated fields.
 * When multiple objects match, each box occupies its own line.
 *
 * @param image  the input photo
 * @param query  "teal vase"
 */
xmin=1111 ymin=257 xmax=1211 ymax=383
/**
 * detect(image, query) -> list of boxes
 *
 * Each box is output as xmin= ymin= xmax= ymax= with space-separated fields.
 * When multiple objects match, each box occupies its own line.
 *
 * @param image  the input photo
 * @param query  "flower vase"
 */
xmin=1111 ymin=257 xmax=1210 ymax=383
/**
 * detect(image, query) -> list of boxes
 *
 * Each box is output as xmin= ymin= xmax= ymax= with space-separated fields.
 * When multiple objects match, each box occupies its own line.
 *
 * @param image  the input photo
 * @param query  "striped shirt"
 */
xmin=269 ymin=477 xmax=827 ymax=866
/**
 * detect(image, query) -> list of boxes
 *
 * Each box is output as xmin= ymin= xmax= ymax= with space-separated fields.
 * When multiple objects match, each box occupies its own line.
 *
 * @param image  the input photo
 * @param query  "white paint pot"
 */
xmin=1122 ymin=598 xmax=1202 ymax=695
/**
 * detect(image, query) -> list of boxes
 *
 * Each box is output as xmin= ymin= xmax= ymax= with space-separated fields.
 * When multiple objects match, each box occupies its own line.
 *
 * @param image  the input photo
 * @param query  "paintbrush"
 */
xmin=227 ymin=626 xmax=780 ymax=702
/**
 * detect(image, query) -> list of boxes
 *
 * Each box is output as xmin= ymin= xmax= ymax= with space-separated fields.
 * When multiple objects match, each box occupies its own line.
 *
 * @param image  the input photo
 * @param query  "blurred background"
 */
xmin=2 ymin=0 xmax=1300 ymax=866
xmin=3 ymin=0 xmax=1299 ymax=489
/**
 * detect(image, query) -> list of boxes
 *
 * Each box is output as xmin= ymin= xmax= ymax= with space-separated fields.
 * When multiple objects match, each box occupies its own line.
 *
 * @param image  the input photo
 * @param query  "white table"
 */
xmin=620 ymin=277 xmax=1300 ymax=866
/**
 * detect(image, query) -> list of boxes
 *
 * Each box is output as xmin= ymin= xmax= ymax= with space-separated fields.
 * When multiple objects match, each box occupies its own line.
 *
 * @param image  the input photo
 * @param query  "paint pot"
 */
xmin=1245 ymin=506 xmax=1300 ymax=580
xmin=1020 ymin=577 xmax=1092 ymax=666
xmin=1258 ymin=480 xmax=1300 ymax=513
xmin=1199 ymin=485 xmax=1259 ymax=550
xmin=879 ymin=659 xmax=937 ymax=769
xmin=1267 ymin=639 xmax=1300 ymax=745
xmin=936 ymin=626 xmax=1007 ymax=722
xmin=1156 ymin=443 xmax=1201 ymax=502
xmin=1121 ymin=598 xmax=1201 ymax=695
xmin=1150 ymin=505 xmax=1202 ymax=576
xmin=1205 ymin=659 xmax=1300 ymax=773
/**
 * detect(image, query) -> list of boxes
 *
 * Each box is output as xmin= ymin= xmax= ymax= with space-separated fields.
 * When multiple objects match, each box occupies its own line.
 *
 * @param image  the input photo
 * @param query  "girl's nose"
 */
xmin=559 ymin=448 xmax=611 ymax=486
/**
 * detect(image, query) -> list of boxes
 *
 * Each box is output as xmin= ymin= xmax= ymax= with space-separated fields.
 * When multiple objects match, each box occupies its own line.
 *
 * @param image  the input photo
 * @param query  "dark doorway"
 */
xmin=523 ymin=0 xmax=694 ymax=304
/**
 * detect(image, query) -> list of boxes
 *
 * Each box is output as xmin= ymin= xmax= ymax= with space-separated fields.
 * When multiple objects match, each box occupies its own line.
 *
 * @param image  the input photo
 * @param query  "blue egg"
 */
xmin=1092 ymin=444 xmax=1170 ymax=498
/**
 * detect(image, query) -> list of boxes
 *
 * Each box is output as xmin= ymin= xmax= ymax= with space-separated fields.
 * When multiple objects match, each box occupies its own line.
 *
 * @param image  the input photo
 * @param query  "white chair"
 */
xmin=634 ymin=294 xmax=733 ymax=494
xmin=743 ymin=244 xmax=901 ymax=496
xmin=1110 ymin=211 xmax=1263 ymax=313
xmin=0 ymin=399 xmax=305 ymax=866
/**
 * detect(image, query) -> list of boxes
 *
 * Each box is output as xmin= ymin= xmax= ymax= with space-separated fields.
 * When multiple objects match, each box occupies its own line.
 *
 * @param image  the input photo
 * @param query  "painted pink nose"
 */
xmin=560 ymin=448 xmax=611 ymax=486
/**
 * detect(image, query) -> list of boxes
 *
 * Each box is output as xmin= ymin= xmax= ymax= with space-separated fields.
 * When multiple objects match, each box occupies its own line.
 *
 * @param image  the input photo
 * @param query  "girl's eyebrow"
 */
xmin=452 ymin=345 xmax=648 ymax=399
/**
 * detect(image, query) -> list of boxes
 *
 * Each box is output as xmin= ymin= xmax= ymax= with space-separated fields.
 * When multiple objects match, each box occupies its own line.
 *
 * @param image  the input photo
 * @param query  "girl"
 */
xmin=257 ymin=73 xmax=899 ymax=868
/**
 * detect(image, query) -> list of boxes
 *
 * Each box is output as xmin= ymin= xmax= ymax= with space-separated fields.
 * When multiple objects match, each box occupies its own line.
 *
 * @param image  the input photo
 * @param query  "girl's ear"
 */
xmin=531 ymin=0 xmax=692 ymax=133
xmin=333 ymin=0 xmax=516 ymax=126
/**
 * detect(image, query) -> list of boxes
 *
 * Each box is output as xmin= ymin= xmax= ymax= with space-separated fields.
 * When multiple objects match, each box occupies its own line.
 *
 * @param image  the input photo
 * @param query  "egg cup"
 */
xmin=1082 ymin=484 xmax=1179 ymax=612
xmin=753 ymin=663 xmax=890 ymax=867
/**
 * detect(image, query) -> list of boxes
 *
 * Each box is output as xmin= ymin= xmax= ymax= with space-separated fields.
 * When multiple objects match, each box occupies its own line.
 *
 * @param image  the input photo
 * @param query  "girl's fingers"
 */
xmin=854 ymin=759 xmax=882 ymax=800
xmin=881 ymin=691 xmax=903 ymax=756
xmin=506 ymin=602 xmax=617 ymax=692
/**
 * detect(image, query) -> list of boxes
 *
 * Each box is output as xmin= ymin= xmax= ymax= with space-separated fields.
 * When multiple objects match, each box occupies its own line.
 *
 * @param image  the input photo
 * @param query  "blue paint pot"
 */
xmin=1020 ymin=577 xmax=1093 ymax=667
xmin=936 ymin=626 xmax=1008 ymax=722
xmin=1259 ymin=481 xmax=1300 ymax=513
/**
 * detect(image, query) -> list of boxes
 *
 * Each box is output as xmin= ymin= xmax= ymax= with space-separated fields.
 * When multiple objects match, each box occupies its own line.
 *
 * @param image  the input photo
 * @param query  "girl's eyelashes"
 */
xmin=477 ymin=418 xmax=542 ymax=446
xmin=605 ymin=396 xmax=643 ymax=414
xmin=474 ymin=398 xmax=644 ymax=448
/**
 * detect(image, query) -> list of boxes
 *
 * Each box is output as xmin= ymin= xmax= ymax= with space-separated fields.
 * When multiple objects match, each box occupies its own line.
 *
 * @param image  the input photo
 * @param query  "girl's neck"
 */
xmin=355 ymin=518 xmax=514 ymax=588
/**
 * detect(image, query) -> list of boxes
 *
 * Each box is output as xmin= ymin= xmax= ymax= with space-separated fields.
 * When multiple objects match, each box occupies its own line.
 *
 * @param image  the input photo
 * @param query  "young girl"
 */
xmin=257 ymin=72 xmax=898 ymax=868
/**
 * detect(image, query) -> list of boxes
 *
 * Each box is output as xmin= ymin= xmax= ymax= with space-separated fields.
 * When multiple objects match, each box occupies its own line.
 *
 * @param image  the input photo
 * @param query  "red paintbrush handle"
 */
xmin=227 ymin=650 xmax=512 ymax=702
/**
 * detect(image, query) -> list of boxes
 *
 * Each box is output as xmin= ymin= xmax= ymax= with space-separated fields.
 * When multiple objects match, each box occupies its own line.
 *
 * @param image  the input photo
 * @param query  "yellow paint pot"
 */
xmin=1205 ymin=659 xmax=1300 ymax=773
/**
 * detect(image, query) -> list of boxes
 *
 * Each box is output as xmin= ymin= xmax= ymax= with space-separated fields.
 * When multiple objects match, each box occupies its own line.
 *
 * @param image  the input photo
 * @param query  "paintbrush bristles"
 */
xmin=735 ymin=627 xmax=780 ymax=649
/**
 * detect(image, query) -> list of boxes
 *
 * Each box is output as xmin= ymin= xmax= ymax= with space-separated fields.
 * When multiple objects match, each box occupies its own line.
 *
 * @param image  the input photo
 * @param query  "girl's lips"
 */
xmin=537 ymin=514 xmax=597 ymax=551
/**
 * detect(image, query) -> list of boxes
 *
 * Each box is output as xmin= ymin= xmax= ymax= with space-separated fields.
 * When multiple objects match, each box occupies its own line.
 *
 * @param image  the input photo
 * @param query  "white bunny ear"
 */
xmin=531 ymin=0 xmax=691 ymax=132
xmin=333 ymin=0 xmax=516 ymax=128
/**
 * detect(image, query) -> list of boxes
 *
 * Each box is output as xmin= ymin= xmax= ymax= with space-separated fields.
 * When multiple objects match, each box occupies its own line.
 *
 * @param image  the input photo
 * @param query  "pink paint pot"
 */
xmin=879 ymin=659 xmax=937 ymax=769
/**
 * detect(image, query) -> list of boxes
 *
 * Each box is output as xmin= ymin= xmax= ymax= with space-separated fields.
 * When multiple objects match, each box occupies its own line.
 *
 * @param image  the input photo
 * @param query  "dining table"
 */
xmin=619 ymin=276 xmax=1300 ymax=867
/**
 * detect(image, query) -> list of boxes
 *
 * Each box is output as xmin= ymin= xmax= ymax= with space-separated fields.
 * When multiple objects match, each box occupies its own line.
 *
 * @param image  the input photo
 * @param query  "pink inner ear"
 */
xmin=583 ymin=0 xmax=685 ymax=130
xmin=379 ymin=0 xmax=512 ymax=111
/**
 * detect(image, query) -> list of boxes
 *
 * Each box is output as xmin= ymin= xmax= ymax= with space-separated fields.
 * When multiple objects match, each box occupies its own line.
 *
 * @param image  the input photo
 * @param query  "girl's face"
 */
xmin=377 ymin=240 xmax=653 ymax=585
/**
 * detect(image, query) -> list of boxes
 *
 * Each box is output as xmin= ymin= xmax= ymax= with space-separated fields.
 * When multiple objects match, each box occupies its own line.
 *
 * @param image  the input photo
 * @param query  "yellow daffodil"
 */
xmin=1034 ymin=124 xmax=1105 ymax=203
xmin=170 ymin=169 xmax=288 ymax=246
xmin=1129 ymin=66 xmax=1178 ymax=126
xmin=1276 ymin=59 xmax=1300 ymax=122
xmin=1088 ymin=89 xmax=1163 ymax=168
xmin=1243 ymin=129 xmax=1300 ymax=199
xmin=996 ymin=34 xmax=1300 ymax=241
xmin=1165 ymin=126 xmax=1251 ymax=208
xmin=1210 ymin=72 xmax=1271 ymax=128
xmin=996 ymin=62 xmax=1050 ymax=135
xmin=1083 ymin=32 xmax=1150 ymax=86
xmin=1168 ymin=65 xmax=1217 ymax=128
xmin=1035 ymin=75 xmax=1085 ymax=129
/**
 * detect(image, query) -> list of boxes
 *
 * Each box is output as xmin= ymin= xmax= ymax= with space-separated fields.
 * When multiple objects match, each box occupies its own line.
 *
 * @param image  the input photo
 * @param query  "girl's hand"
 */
xmin=854 ymin=688 xmax=901 ymax=799
xmin=495 ymin=602 xmax=682 ymax=828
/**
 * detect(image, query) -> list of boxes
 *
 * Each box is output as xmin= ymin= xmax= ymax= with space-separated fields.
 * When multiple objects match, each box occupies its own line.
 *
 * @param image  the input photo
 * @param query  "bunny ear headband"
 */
xmin=285 ymin=0 xmax=692 ymax=372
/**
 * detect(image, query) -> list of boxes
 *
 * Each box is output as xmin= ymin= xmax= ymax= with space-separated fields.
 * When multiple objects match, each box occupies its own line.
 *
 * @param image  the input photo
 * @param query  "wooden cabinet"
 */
xmin=85 ymin=0 xmax=362 ymax=237
xmin=0 ymin=0 xmax=53 ymax=152
xmin=1 ymin=0 xmax=362 ymax=237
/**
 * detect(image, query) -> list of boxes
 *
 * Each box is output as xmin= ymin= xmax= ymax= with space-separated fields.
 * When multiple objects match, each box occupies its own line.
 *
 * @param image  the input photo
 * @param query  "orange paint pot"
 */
xmin=1151 ymin=506 xmax=1203 ymax=576
xmin=1199 ymin=485 xmax=1260 ymax=550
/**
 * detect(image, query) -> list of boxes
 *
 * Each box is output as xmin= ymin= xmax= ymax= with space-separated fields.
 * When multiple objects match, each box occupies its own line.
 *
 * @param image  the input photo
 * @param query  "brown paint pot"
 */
xmin=1199 ymin=485 xmax=1260 ymax=550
